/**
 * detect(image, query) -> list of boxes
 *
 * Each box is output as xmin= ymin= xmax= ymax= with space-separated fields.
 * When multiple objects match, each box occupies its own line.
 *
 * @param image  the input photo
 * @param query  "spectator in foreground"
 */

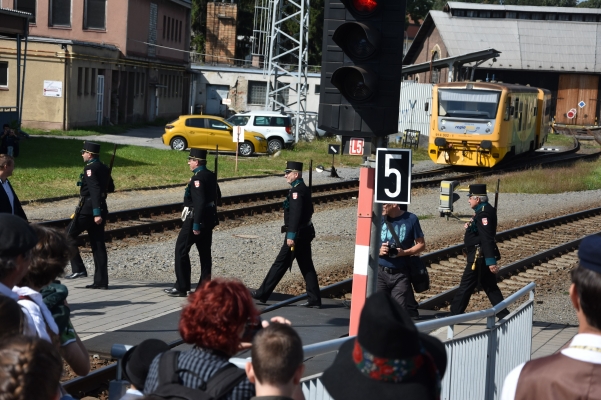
xmin=321 ymin=291 xmax=447 ymax=400
xmin=0 ymin=335 xmax=63 ymax=400
xmin=0 ymin=214 xmax=37 ymax=300
xmin=144 ymin=278 xmax=259 ymax=399
xmin=120 ymin=339 xmax=170 ymax=399
xmin=245 ymin=323 xmax=305 ymax=400
xmin=501 ymin=234 xmax=601 ymax=400
xmin=14 ymin=224 xmax=90 ymax=376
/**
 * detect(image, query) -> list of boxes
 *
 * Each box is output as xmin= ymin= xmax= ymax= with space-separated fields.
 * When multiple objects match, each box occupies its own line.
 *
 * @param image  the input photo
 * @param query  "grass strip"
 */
xmin=10 ymin=136 xmax=430 ymax=201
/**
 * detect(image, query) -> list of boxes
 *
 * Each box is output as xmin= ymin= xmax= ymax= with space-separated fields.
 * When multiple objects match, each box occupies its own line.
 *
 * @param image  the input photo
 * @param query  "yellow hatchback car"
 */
xmin=162 ymin=115 xmax=268 ymax=156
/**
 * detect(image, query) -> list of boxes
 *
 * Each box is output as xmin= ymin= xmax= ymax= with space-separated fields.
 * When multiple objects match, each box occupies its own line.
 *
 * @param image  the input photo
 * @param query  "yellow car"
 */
xmin=162 ymin=115 xmax=268 ymax=156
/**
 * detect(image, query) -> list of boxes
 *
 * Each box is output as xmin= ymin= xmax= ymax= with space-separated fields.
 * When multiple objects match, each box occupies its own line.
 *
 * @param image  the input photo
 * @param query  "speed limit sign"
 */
xmin=374 ymin=148 xmax=412 ymax=204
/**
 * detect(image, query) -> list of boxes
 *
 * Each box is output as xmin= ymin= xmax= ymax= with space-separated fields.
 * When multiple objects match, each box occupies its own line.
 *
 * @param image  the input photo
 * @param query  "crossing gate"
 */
xmin=397 ymin=81 xmax=433 ymax=143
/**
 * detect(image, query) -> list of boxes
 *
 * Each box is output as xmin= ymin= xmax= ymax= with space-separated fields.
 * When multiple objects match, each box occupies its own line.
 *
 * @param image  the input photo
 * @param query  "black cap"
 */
xmin=188 ymin=148 xmax=207 ymax=160
xmin=285 ymin=161 xmax=303 ymax=173
xmin=578 ymin=235 xmax=601 ymax=274
xmin=468 ymin=184 xmax=487 ymax=196
xmin=82 ymin=141 xmax=101 ymax=154
xmin=0 ymin=214 xmax=38 ymax=257
xmin=122 ymin=339 xmax=169 ymax=389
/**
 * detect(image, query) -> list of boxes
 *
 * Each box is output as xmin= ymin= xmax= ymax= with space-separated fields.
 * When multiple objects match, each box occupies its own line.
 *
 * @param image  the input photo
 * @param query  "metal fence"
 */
xmin=397 ymin=81 xmax=434 ymax=142
xmin=299 ymin=283 xmax=535 ymax=400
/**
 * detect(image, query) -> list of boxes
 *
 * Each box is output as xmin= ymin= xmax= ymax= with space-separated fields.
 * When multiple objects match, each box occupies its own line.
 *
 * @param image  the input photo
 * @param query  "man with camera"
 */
xmin=251 ymin=161 xmax=321 ymax=308
xmin=378 ymin=203 xmax=425 ymax=319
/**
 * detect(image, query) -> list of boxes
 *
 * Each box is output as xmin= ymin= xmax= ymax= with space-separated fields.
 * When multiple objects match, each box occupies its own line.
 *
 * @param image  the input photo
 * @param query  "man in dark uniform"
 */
xmin=165 ymin=148 xmax=220 ymax=297
xmin=0 ymin=154 xmax=27 ymax=220
xmin=251 ymin=161 xmax=321 ymax=308
xmin=65 ymin=141 xmax=111 ymax=290
xmin=449 ymin=184 xmax=509 ymax=319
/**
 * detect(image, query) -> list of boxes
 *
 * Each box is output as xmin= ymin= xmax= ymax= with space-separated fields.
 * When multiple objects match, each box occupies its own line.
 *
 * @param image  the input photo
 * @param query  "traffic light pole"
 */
xmin=367 ymin=136 xmax=385 ymax=298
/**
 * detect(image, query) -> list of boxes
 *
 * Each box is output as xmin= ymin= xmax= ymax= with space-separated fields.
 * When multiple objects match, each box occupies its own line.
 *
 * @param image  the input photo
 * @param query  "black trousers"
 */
xmin=377 ymin=265 xmax=419 ymax=318
xmin=450 ymin=251 xmax=509 ymax=317
xmin=254 ymin=235 xmax=320 ymax=304
xmin=68 ymin=213 xmax=108 ymax=286
xmin=173 ymin=217 xmax=213 ymax=292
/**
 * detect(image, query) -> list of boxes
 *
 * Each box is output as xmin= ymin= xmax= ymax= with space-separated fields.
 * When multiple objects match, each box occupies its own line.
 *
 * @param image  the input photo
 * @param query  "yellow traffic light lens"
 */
xmin=347 ymin=27 xmax=376 ymax=59
xmin=343 ymin=70 xmax=372 ymax=101
xmin=352 ymin=0 xmax=378 ymax=13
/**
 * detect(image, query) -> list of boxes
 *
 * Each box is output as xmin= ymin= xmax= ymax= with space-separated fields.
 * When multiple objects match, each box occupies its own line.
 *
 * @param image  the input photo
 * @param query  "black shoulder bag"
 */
xmin=384 ymin=218 xmax=430 ymax=293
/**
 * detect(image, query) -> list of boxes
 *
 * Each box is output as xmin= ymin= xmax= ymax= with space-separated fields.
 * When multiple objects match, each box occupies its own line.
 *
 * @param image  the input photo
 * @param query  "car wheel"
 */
xmin=268 ymin=138 xmax=284 ymax=154
xmin=239 ymin=141 xmax=255 ymax=157
xmin=170 ymin=136 xmax=188 ymax=151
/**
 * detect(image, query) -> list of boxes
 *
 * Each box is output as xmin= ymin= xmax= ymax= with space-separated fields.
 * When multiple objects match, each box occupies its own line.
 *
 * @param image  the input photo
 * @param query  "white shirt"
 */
xmin=1 ymin=178 xmax=15 ymax=214
xmin=501 ymin=333 xmax=601 ymax=400
xmin=12 ymin=286 xmax=59 ymax=343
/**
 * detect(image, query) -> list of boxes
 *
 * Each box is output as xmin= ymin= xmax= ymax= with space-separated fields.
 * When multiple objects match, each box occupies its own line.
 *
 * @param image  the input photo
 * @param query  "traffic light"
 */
xmin=318 ymin=0 xmax=406 ymax=137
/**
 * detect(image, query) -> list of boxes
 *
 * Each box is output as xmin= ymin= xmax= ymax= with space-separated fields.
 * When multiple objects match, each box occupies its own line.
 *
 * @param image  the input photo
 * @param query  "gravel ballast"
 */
xmin=22 ymin=160 xmax=600 ymax=325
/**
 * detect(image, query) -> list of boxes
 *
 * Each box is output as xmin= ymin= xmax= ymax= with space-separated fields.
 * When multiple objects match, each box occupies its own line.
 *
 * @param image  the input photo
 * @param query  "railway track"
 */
xmin=40 ymin=147 xmax=599 ymax=245
xmin=62 ymin=205 xmax=601 ymax=397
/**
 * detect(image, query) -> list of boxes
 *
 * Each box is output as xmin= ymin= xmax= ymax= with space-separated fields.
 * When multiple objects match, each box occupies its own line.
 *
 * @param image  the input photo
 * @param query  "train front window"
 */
xmin=438 ymin=89 xmax=500 ymax=119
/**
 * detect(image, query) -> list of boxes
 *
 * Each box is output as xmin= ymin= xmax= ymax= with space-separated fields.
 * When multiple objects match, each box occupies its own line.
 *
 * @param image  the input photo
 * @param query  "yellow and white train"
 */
xmin=428 ymin=82 xmax=552 ymax=167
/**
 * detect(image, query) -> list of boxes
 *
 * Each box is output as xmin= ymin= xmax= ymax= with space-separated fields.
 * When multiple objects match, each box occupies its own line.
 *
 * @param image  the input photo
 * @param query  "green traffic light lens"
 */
xmin=342 ymin=69 xmax=372 ymax=101
xmin=352 ymin=0 xmax=378 ymax=14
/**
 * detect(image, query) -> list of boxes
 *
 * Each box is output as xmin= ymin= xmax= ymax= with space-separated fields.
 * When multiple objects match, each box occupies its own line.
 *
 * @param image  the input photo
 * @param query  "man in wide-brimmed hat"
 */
xmin=321 ymin=291 xmax=447 ymax=400
xmin=164 ymin=148 xmax=221 ymax=297
xmin=65 ymin=141 xmax=111 ymax=290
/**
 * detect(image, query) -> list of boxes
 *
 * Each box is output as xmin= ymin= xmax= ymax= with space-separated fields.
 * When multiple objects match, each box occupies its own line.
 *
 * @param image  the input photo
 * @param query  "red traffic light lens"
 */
xmin=352 ymin=0 xmax=378 ymax=14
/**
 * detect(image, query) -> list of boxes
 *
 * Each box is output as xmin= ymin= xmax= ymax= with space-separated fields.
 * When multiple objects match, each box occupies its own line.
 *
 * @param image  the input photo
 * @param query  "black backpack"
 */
xmin=145 ymin=351 xmax=247 ymax=400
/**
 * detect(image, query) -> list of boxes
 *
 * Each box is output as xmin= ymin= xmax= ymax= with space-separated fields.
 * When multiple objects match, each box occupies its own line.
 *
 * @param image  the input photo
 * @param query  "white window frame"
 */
xmin=83 ymin=0 xmax=107 ymax=30
xmin=49 ymin=0 xmax=72 ymax=27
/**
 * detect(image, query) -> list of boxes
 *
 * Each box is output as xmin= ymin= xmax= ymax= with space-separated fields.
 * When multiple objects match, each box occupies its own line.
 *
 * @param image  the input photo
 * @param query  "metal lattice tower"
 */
xmin=264 ymin=0 xmax=310 ymax=142
xmin=251 ymin=0 xmax=272 ymax=61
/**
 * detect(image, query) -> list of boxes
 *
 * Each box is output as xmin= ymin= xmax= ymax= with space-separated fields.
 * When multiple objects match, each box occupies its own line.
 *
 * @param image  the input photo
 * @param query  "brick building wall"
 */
xmin=205 ymin=2 xmax=238 ymax=65
xmin=409 ymin=25 xmax=449 ymax=84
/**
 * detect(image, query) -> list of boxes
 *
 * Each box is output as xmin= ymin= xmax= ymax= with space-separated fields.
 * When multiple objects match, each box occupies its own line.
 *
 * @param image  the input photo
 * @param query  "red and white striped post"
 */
xmin=349 ymin=167 xmax=375 ymax=336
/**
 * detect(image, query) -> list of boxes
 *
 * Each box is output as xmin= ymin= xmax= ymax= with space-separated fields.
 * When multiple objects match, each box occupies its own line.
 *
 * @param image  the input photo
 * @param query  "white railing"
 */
xmin=299 ymin=282 xmax=535 ymax=400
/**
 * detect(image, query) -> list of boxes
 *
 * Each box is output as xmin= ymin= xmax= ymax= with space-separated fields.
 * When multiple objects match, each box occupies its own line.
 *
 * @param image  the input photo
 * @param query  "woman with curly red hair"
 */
xmin=144 ymin=278 xmax=260 ymax=399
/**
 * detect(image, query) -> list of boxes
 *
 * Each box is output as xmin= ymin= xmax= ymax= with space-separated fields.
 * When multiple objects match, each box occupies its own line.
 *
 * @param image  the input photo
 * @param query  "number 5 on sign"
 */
xmin=375 ymin=149 xmax=412 ymax=204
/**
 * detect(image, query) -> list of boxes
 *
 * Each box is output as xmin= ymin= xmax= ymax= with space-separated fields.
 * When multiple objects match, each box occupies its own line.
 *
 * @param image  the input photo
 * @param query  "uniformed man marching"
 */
xmin=449 ymin=184 xmax=509 ymax=319
xmin=252 ymin=161 xmax=321 ymax=308
xmin=65 ymin=141 xmax=110 ymax=290
xmin=165 ymin=148 xmax=221 ymax=297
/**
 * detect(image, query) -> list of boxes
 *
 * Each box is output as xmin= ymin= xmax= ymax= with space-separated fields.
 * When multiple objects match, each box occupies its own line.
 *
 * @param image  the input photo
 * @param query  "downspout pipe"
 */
xmin=63 ymin=46 xmax=69 ymax=131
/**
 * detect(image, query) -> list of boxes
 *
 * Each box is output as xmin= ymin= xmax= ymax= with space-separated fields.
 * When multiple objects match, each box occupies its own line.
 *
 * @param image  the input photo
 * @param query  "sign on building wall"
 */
xmin=43 ymin=81 xmax=62 ymax=97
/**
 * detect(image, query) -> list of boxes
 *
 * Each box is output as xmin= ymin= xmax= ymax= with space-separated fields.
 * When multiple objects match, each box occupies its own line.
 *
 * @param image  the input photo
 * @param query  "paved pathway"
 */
xmin=40 ymin=126 xmax=169 ymax=150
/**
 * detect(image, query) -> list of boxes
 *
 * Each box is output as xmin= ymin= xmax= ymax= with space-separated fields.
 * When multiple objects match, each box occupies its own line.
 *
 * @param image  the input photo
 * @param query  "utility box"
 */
xmin=439 ymin=180 xmax=460 ymax=217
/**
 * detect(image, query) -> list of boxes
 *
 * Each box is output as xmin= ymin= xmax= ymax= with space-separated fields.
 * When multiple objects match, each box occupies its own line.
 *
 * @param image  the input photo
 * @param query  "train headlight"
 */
xmin=485 ymin=128 xmax=490 ymax=133
xmin=440 ymin=126 xmax=446 ymax=131
xmin=487 ymin=122 xmax=492 ymax=127
xmin=441 ymin=119 xmax=446 ymax=125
